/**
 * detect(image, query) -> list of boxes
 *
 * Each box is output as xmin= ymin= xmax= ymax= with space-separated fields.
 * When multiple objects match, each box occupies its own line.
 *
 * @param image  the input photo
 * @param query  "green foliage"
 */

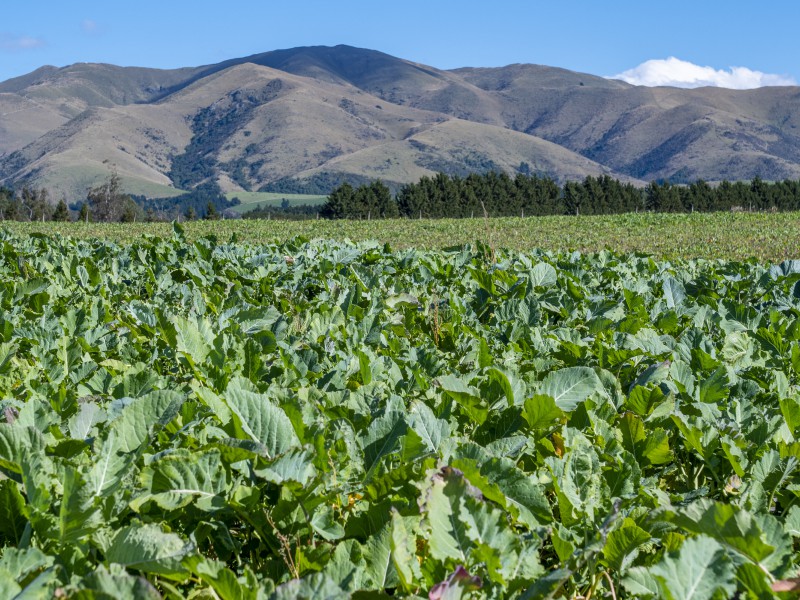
xmin=204 ymin=201 xmax=219 ymax=220
xmin=0 ymin=186 xmax=19 ymax=220
xmin=9 ymin=209 xmax=800 ymax=262
xmin=321 ymin=180 xmax=398 ymax=219
xmin=132 ymin=182 xmax=240 ymax=221
xmin=324 ymin=173 xmax=800 ymax=220
xmin=51 ymin=198 xmax=71 ymax=222
xmin=169 ymin=81 xmax=284 ymax=190
xmin=75 ymin=202 xmax=90 ymax=222
xmin=0 ymin=186 xmax=49 ymax=221
xmin=86 ymin=170 xmax=134 ymax=222
xmin=0 ymin=229 xmax=799 ymax=597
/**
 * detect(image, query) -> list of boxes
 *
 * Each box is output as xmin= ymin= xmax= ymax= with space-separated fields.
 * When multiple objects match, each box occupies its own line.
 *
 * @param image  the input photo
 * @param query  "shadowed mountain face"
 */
xmin=1 ymin=45 xmax=799 ymax=199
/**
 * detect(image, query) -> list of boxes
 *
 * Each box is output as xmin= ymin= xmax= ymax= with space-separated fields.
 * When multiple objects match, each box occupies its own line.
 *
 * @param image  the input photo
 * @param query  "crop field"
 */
xmin=1 ymin=219 xmax=800 ymax=598
xmin=4 ymin=210 xmax=800 ymax=261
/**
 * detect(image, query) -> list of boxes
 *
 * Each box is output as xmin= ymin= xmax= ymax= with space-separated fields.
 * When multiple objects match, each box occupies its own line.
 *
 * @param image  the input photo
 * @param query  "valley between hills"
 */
xmin=1 ymin=44 xmax=800 ymax=200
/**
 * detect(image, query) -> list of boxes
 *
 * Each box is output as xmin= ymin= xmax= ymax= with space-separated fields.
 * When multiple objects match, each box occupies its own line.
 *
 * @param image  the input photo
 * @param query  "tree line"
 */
xmin=0 ymin=176 xmax=238 ymax=223
xmin=0 ymin=174 xmax=145 ymax=223
xmin=6 ymin=171 xmax=800 ymax=223
xmin=0 ymin=187 xmax=70 ymax=222
xmin=320 ymin=172 xmax=800 ymax=219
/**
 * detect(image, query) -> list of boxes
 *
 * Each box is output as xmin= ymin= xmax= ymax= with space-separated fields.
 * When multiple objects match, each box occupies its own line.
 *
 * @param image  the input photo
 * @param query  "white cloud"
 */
xmin=610 ymin=57 xmax=796 ymax=89
xmin=0 ymin=33 xmax=45 ymax=52
xmin=82 ymin=19 xmax=98 ymax=34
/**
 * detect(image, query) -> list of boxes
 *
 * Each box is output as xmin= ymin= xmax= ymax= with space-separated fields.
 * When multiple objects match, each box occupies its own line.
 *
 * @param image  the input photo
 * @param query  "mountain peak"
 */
xmin=2 ymin=46 xmax=800 ymax=199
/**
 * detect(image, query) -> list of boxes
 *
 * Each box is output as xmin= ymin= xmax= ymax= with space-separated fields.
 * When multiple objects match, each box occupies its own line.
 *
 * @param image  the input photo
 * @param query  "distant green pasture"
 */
xmin=225 ymin=191 xmax=327 ymax=213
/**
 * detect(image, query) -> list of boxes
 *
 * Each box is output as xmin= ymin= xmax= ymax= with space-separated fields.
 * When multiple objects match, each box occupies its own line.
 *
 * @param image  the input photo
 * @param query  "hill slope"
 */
xmin=1 ymin=45 xmax=799 ymax=199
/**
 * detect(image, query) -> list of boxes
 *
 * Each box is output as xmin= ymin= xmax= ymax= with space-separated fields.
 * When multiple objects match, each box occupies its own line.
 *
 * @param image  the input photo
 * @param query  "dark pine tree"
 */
xmin=51 ymin=198 xmax=71 ymax=221
xmin=320 ymin=182 xmax=354 ymax=219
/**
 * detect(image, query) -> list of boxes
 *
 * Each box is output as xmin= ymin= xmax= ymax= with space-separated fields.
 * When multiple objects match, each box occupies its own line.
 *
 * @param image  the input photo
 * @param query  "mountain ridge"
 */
xmin=1 ymin=44 xmax=799 ymax=200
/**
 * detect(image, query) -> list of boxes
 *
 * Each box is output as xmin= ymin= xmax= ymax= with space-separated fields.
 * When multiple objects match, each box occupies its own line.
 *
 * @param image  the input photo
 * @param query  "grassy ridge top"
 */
xmin=4 ymin=211 xmax=800 ymax=262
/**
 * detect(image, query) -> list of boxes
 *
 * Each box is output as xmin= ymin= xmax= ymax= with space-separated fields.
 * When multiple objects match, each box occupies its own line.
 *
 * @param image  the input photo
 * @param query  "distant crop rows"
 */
xmin=5 ymin=210 xmax=800 ymax=261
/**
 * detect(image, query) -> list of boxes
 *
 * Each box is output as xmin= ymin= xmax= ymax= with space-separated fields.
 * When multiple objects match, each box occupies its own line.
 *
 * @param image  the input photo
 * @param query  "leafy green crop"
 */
xmin=0 ymin=224 xmax=799 ymax=598
xmin=6 ymin=210 xmax=800 ymax=261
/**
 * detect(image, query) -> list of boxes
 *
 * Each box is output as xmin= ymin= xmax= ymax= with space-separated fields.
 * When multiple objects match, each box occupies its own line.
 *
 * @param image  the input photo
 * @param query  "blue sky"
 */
xmin=2 ymin=1 xmax=798 ymax=88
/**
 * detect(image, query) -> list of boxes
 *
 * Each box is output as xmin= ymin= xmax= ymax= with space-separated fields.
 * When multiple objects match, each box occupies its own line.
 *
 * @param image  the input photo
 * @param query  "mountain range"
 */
xmin=2 ymin=44 xmax=800 ymax=200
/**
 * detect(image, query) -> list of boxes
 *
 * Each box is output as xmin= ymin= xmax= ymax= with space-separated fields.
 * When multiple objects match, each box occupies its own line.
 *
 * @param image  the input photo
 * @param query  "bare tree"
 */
xmin=86 ymin=166 xmax=138 ymax=222
xmin=19 ymin=187 xmax=49 ymax=221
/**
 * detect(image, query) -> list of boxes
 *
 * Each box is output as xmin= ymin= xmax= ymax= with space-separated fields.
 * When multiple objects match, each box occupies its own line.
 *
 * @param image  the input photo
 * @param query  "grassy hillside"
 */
xmin=33 ymin=165 xmax=186 ymax=201
xmin=2 ymin=45 xmax=800 ymax=199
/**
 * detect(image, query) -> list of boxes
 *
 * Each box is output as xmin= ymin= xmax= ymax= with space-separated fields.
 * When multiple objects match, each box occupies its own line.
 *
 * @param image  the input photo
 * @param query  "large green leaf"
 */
xmin=519 ymin=569 xmax=572 ymax=600
xmin=79 ymin=564 xmax=163 ymax=600
xmin=649 ymin=536 xmax=735 ymax=600
xmin=537 ymin=367 xmax=604 ymax=411
xmin=0 ymin=570 xmax=21 ymax=600
xmin=223 ymin=384 xmax=300 ymax=459
xmin=0 ymin=565 xmax=59 ymax=600
xmin=529 ymin=262 xmax=558 ymax=288
xmin=458 ymin=496 xmax=520 ymax=583
xmin=324 ymin=539 xmax=366 ymax=592
xmin=662 ymin=277 xmax=687 ymax=309
xmin=0 ymin=479 xmax=29 ymax=545
xmin=172 ymin=314 xmax=215 ymax=365
xmin=310 ymin=504 xmax=345 ymax=541
xmin=779 ymin=395 xmax=800 ymax=432
xmin=436 ymin=374 xmax=488 ymax=424
xmin=106 ymin=390 xmax=185 ymax=454
xmin=390 ymin=509 xmax=421 ymax=591
xmin=86 ymin=427 xmax=135 ymax=501
xmin=67 ymin=401 xmax=105 ymax=440
xmin=422 ymin=471 xmax=470 ymax=562
xmin=58 ymin=466 xmax=102 ymax=544
xmin=698 ymin=367 xmax=730 ymax=404
xmin=622 ymin=567 xmax=660 ymax=597
xmin=85 ymin=391 xmax=184 ymax=502
xmin=0 ymin=547 xmax=54 ymax=586
xmin=362 ymin=523 xmax=399 ymax=589
xmin=480 ymin=457 xmax=552 ymax=526
xmin=602 ymin=523 xmax=651 ymax=573
xmin=408 ymin=400 xmax=450 ymax=455
xmin=721 ymin=331 xmax=755 ymax=368
xmin=0 ymin=424 xmax=45 ymax=476
xmin=666 ymin=499 xmax=786 ymax=572
xmin=550 ymin=432 xmax=606 ymax=523
xmin=253 ymin=447 xmax=317 ymax=486
xmin=105 ymin=523 xmax=193 ymax=577
xmin=185 ymin=556 xmax=259 ymax=600
xmin=360 ymin=409 xmax=406 ymax=480
xmin=271 ymin=573 xmax=347 ymax=600
xmin=522 ymin=395 xmax=563 ymax=430
xmin=134 ymin=449 xmax=228 ymax=511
